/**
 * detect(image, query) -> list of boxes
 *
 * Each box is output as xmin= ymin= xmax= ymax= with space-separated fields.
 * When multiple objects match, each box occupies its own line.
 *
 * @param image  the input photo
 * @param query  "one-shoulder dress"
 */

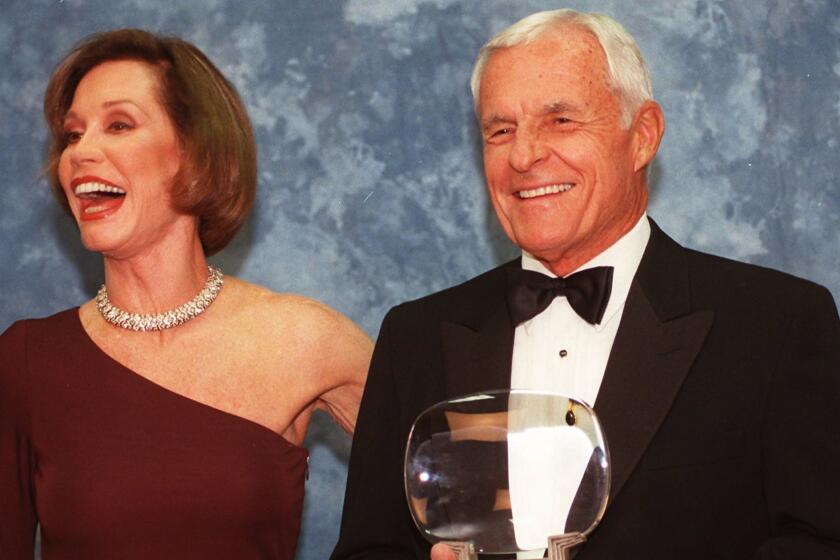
xmin=0 ymin=308 xmax=309 ymax=560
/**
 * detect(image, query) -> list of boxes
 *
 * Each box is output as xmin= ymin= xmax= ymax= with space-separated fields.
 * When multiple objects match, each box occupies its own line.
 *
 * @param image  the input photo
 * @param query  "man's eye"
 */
xmin=490 ymin=127 xmax=513 ymax=138
xmin=552 ymin=117 xmax=571 ymax=125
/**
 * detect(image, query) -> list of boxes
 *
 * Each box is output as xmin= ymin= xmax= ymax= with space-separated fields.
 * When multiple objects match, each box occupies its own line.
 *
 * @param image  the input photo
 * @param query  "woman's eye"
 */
xmin=108 ymin=121 xmax=133 ymax=132
xmin=63 ymin=131 xmax=82 ymax=144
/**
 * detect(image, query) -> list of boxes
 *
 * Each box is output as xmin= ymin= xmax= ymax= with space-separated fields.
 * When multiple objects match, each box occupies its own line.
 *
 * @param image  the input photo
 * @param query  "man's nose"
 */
xmin=508 ymin=130 xmax=548 ymax=172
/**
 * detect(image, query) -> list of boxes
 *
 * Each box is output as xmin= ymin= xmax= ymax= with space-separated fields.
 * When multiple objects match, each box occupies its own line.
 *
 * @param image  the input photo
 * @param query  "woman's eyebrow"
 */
xmin=64 ymin=99 xmax=149 ymax=123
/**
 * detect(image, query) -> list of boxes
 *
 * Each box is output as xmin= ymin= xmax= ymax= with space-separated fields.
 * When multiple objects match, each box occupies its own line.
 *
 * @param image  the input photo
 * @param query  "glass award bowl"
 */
xmin=404 ymin=390 xmax=610 ymax=555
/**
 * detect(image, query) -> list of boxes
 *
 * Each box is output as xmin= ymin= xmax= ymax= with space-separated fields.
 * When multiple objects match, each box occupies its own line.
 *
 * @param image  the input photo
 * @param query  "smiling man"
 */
xmin=331 ymin=9 xmax=840 ymax=560
xmin=478 ymin=25 xmax=655 ymax=278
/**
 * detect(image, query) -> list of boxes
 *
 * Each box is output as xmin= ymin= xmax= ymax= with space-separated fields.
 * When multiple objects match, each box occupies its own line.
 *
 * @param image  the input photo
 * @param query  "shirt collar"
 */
xmin=520 ymin=213 xmax=651 ymax=332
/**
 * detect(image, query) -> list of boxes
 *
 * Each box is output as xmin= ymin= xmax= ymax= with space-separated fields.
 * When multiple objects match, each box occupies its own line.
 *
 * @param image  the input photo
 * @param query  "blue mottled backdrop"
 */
xmin=2 ymin=1 xmax=839 ymax=558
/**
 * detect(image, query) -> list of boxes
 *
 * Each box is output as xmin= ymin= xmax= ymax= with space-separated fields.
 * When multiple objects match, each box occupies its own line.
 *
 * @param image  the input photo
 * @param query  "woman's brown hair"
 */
xmin=43 ymin=28 xmax=256 ymax=255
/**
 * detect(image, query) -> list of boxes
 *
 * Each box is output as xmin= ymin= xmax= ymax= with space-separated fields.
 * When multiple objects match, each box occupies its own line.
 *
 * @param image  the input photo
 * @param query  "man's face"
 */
xmin=479 ymin=26 xmax=651 ymax=274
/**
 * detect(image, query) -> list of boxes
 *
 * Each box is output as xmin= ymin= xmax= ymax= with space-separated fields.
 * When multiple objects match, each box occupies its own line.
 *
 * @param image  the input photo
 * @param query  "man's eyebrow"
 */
xmin=542 ymin=101 xmax=577 ymax=114
xmin=481 ymin=114 xmax=511 ymax=130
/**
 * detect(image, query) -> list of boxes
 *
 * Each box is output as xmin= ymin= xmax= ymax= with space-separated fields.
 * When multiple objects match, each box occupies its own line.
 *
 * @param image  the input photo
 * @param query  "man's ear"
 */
xmin=631 ymin=101 xmax=665 ymax=172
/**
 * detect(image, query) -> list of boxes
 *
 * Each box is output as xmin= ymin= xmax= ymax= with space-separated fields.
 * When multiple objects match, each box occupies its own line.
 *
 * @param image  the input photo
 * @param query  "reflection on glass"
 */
xmin=404 ymin=390 xmax=609 ymax=556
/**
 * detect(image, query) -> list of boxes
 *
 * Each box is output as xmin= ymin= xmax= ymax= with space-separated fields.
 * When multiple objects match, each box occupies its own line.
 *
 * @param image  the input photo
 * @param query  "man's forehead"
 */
xmin=492 ymin=25 xmax=603 ymax=63
xmin=477 ymin=28 xmax=613 ymax=115
xmin=481 ymin=32 xmax=608 ymax=85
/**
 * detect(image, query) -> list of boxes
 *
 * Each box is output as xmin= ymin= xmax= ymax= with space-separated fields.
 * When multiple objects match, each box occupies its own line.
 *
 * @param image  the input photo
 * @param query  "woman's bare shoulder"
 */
xmin=222 ymin=277 xmax=371 ymax=349
xmin=225 ymin=277 xmax=344 ymax=326
xmin=221 ymin=277 xmax=372 ymax=433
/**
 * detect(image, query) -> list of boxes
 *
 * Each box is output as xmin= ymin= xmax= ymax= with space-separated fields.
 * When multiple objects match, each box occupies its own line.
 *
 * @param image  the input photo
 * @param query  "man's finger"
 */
xmin=430 ymin=542 xmax=458 ymax=560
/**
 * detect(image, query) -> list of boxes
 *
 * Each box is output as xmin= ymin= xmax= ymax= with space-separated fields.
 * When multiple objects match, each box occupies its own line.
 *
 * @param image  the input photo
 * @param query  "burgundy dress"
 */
xmin=0 ymin=309 xmax=309 ymax=560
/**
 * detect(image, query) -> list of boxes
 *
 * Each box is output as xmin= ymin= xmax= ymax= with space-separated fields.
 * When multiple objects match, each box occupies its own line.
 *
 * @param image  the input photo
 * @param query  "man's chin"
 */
xmin=514 ymin=235 xmax=572 ymax=261
xmin=516 ymin=235 xmax=596 ymax=276
xmin=518 ymin=245 xmax=569 ymax=270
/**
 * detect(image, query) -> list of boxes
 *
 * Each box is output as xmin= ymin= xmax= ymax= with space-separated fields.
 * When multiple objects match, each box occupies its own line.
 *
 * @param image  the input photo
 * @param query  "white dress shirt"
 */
xmin=510 ymin=214 xmax=651 ymax=406
xmin=510 ymin=214 xmax=650 ymax=558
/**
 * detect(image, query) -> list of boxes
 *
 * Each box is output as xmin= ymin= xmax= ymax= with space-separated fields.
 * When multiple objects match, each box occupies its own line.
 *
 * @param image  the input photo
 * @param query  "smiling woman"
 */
xmin=0 ymin=29 xmax=372 ymax=560
xmin=56 ymin=60 xmax=186 ymax=257
xmin=43 ymin=29 xmax=254 ymax=256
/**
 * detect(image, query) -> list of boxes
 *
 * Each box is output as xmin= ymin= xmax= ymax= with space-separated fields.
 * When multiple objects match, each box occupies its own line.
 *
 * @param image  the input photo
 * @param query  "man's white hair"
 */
xmin=470 ymin=9 xmax=653 ymax=127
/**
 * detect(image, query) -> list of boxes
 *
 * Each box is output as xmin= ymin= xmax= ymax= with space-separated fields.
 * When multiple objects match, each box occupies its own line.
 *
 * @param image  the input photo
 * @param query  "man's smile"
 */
xmin=516 ymin=183 xmax=576 ymax=199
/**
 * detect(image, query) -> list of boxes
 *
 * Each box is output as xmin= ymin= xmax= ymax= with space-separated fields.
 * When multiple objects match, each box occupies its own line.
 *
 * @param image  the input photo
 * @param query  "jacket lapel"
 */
xmin=595 ymin=221 xmax=714 ymax=504
xmin=437 ymin=224 xmax=715 ymax=512
xmin=440 ymin=262 xmax=517 ymax=398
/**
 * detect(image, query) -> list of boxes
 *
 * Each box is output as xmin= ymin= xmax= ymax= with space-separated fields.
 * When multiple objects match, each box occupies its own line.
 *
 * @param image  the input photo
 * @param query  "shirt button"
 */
xmin=559 ymin=349 xmax=568 ymax=358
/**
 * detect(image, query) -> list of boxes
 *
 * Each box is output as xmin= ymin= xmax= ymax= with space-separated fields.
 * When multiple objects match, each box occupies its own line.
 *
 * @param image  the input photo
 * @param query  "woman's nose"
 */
xmin=68 ymin=131 xmax=104 ymax=167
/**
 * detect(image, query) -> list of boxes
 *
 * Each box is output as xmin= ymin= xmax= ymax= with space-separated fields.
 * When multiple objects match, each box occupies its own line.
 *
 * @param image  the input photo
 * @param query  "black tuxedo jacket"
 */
xmin=332 ymin=221 xmax=840 ymax=559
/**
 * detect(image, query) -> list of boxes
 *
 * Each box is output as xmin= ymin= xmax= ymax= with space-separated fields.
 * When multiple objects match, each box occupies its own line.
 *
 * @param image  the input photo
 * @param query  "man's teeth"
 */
xmin=74 ymin=182 xmax=126 ymax=196
xmin=518 ymin=183 xmax=575 ymax=199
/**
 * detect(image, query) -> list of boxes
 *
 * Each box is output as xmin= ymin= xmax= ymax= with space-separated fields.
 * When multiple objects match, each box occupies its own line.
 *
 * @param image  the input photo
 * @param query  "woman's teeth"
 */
xmin=74 ymin=182 xmax=126 ymax=198
xmin=518 ymin=183 xmax=575 ymax=199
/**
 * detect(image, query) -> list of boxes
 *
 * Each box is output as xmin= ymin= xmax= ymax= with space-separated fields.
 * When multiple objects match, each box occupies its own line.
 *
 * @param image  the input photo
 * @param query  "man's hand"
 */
xmin=431 ymin=543 xmax=458 ymax=560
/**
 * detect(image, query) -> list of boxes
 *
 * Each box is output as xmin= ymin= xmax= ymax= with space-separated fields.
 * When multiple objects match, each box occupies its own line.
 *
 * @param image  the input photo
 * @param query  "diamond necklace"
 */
xmin=96 ymin=266 xmax=224 ymax=332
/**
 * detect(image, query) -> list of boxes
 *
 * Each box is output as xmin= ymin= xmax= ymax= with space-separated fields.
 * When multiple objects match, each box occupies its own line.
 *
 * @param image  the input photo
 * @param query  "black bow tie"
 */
xmin=506 ymin=266 xmax=614 ymax=326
